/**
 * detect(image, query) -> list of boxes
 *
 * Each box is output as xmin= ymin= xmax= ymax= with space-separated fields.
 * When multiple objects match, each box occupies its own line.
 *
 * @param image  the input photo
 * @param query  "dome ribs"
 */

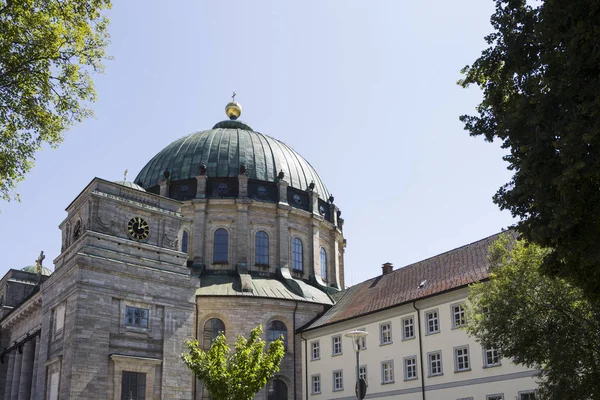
xmin=190 ymin=131 xmax=210 ymax=178
xmin=227 ymin=130 xmax=239 ymax=177
xmin=251 ymin=132 xmax=269 ymax=181
xmin=133 ymin=126 xmax=330 ymax=201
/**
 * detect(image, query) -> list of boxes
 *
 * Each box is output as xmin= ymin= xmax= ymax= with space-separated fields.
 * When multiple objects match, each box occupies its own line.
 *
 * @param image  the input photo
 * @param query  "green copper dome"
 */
xmin=22 ymin=265 xmax=52 ymax=276
xmin=134 ymin=122 xmax=330 ymax=200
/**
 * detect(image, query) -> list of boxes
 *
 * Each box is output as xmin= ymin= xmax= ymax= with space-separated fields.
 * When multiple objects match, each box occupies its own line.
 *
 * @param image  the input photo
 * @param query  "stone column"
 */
xmin=10 ymin=348 xmax=22 ymax=400
xmin=236 ymin=202 xmax=250 ymax=265
xmin=29 ymin=336 xmax=40 ymax=400
xmin=18 ymin=340 xmax=35 ymax=400
xmin=196 ymin=175 xmax=207 ymax=199
xmin=3 ymin=351 xmax=15 ymax=399
xmin=277 ymin=207 xmax=291 ymax=267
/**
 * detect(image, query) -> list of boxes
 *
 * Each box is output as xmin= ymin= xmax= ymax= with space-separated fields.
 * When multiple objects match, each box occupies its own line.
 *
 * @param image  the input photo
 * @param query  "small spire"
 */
xmin=232 ymin=91 xmax=236 ymax=102
xmin=124 ymin=169 xmax=128 ymax=181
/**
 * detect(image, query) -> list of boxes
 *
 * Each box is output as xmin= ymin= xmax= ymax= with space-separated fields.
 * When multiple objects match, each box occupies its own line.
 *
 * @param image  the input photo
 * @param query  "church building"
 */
xmin=0 ymin=99 xmax=539 ymax=399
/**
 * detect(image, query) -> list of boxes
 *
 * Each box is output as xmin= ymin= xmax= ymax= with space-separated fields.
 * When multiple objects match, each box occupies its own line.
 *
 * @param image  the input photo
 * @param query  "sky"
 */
xmin=0 ymin=0 xmax=515 ymax=286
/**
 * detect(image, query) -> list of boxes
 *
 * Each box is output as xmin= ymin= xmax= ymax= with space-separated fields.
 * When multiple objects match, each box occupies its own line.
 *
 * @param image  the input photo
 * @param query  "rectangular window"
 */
xmin=452 ymin=303 xmax=466 ymax=328
xmin=380 ymin=322 xmax=392 ymax=345
xmin=121 ymin=371 xmax=146 ymax=400
xmin=333 ymin=370 xmax=343 ymax=391
xmin=454 ymin=346 xmax=470 ymax=372
xmin=359 ymin=365 xmax=368 ymax=386
xmin=404 ymin=356 xmax=417 ymax=380
xmin=49 ymin=372 xmax=60 ymax=400
xmin=425 ymin=310 xmax=440 ymax=334
xmin=486 ymin=395 xmax=504 ymax=400
xmin=54 ymin=303 xmax=66 ymax=333
xmin=428 ymin=351 xmax=443 ymax=376
xmin=484 ymin=346 xmax=501 ymax=367
xmin=332 ymin=335 xmax=342 ymax=356
xmin=519 ymin=392 xmax=536 ymax=400
xmin=402 ymin=316 xmax=415 ymax=340
xmin=381 ymin=360 xmax=394 ymax=384
xmin=311 ymin=374 xmax=321 ymax=394
xmin=125 ymin=306 xmax=149 ymax=329
xmin=311 ymin=341 xmax=320 ymax=360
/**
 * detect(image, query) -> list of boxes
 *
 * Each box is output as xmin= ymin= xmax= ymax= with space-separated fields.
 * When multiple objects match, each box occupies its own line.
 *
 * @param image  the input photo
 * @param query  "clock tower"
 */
xmin=40 ymin=177 xmax=198 ymax=399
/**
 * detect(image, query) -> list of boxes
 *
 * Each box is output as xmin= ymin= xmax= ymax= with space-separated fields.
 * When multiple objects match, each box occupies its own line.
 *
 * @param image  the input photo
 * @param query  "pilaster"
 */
xmin=238 ymin=174 xmax=249 ymax=198
xmin=4 ymin=351 xmax=14 ymax=399
xmin=277 ymin=207 xmax=291 ymax=267
xmin=311 ymin=218 xmax=321 ymax=278
xmin=195 ymin=175 xmax=207 ymax=199
xmin=29 ymin=336 xmax=40 ymax=400
xmin=192 ymin=201 xmax=207 ymax=264
xmin=159 ymin=179 xmax=169 ymax=197
xmin=236 ymin=201 xmax=250 ymax=264
xmin=278 ymin=179 xmax=289 ymax=205
xmin=10 ymin=348 xmax=22 ymax=399
xmin=17 ymin=340 xmax=34 ymax=400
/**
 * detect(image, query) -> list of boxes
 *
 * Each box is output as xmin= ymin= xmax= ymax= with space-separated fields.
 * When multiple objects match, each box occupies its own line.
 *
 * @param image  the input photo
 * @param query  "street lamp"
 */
xmin=345 ymin=330 xmax=369 ymax=400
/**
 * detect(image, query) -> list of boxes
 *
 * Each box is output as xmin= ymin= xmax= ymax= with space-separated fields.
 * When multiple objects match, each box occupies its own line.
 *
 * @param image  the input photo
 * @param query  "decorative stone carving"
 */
xmin=95 ymin=217 xmax=116 ymax=235
xmin=162 ymin=234 xmax=178 ymax=250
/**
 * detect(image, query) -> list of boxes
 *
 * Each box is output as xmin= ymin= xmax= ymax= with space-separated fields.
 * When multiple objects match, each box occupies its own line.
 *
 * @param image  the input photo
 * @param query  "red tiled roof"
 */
xmin=301 ymin=232 xmax=507 ymax=331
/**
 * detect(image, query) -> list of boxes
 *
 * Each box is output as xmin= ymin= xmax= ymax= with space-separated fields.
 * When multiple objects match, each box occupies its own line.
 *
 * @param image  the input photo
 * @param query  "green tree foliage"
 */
xmin=465 ymin=235 xmax=600 ymax=399
xmin=458 ymin=0 xmax=600 ymax=299
xmin=182 ymin=325 xmax=286 ymax=400
xmin=0 ymin=0 xmax=111 ymax=202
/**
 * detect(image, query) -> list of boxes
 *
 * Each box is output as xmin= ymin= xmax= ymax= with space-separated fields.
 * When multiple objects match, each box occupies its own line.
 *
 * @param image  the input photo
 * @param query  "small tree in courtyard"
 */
xmin=182 ymin=324 xmax=285 ymax=400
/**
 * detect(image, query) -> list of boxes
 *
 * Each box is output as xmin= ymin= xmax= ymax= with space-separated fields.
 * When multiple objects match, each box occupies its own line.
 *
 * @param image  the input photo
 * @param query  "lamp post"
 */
xmin=345 ymin=330 xmax=369 ymax=400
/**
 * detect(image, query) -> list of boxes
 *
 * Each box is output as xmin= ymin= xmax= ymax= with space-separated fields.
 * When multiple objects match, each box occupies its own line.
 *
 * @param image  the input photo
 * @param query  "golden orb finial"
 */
xmin=225 ymin=91 xmax=242 ymax=120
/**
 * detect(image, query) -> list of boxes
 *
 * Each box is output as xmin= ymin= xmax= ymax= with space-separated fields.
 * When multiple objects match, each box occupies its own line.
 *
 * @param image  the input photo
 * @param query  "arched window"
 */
xmin=320 ymin=247 xmax=327 ymax=279
xmin=291 ymin=238 xmax=303 ymax=272
xmin=267 ymin=320 xmax=288 ymax=350
xmin=255 ymin=231 xmax=269 ymax=265
xmin=267 ymin=379 xmax=288 ymax=400
xmin=182 ymin=231 xmax=189 ymax=254
xmin=213 ymin=228 xmax=228 ymax=263
xmin=203 ymin=318 xmax=225 ymax=349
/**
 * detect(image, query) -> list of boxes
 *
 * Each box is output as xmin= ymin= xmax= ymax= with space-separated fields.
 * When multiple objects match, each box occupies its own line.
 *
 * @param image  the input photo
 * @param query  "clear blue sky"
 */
xmin=0 ymin=0 xmax=515 ymax=286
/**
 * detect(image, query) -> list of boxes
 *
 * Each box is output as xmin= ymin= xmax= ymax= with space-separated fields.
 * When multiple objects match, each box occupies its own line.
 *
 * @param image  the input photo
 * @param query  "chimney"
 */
xmin=382 ymin=262 xmax=394 ymax=275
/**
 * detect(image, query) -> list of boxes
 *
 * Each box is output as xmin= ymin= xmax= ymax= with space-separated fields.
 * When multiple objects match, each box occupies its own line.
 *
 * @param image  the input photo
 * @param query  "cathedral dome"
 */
xmin=134 ymin=121 xmax=330 ymax=200
xmin=114 ymin=180 xmax=146 ymax=191
xmin=21 ymin=265 xmax=52 ymax=276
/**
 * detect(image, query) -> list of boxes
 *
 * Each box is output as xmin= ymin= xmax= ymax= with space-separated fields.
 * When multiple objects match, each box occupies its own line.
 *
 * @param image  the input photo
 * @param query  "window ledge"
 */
xmin=483 ymin=363 xmax=502 ymax=369
xmin=455 ymin=368 xmax=472 ymax=373
xmin=380 ymin=341 xmax=393 ymax=346
xmin=428 ymin=373 xmax=444 ymax=378
xmin=404 ymin=377 xmax=418 ymax=382
xmin=382 ymin=380 xmax=395 ymax=385
xmin=331 ymin=353 xmax=343 ymax=357
xmin=425 ymin=330 xmax=440 ymax=336
xmin=402 ymin=336 xmax=415 ymax=341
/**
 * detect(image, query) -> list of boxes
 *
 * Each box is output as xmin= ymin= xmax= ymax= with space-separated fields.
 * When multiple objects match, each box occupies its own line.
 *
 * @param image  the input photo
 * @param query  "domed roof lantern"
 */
xmin=225 ymin=91 xmax=242 ymax=120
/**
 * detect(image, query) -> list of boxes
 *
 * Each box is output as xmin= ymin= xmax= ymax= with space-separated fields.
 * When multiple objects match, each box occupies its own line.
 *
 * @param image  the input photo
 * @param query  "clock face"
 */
xmin=127 ymin=217 xmax=150 ymax=240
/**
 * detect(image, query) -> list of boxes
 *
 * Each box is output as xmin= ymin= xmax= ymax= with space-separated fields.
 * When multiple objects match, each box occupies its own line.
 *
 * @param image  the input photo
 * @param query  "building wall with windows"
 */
xmin=300 ymin=234 xmax=539 ymax=400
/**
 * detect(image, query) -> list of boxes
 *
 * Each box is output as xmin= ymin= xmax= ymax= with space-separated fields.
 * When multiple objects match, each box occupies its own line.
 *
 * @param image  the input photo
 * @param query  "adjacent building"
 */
xmin=299 ymin=233 xmax=539 ymax=400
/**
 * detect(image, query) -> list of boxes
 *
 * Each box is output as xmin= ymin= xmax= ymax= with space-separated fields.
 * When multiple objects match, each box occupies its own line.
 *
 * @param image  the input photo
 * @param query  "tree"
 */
xmin=182 ymin=325 xmax=286 ymax=400
xmin=465 ymin=235 xmax=600 ymax=399
xmin=458 ymin=0 xmax=600 ymax=300
xmin=0 ymin=0 xmax=111 ymax=202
